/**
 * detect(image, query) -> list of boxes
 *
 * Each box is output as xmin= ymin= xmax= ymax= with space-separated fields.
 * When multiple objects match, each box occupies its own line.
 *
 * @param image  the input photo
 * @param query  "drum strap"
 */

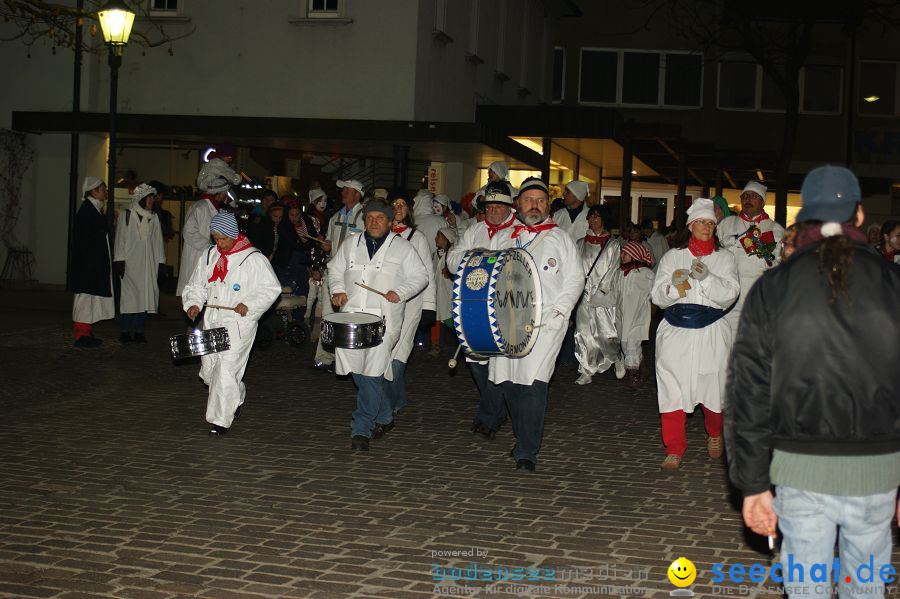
xmin=238 ymin=250 xmax=263 ymax=266
xmin=584 ymin=238 xmax=611 ymax=282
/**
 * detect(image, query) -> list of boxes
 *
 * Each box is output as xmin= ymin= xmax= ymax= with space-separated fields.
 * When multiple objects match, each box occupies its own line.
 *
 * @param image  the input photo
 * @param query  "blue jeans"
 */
xmin=383 ymin=360 xmax=406 ymax=414
xmin=774 ymin=486 xmax=897 ymax=599
xmin=469 ymin=362 xmax=506 ymax=431
xmin=120 ymin=312 xmax=147 ymax=333
xmin=500 ymin=380 xmax=548 ymax=463
xmin=350 ymin=373 xmax=392 ymax=438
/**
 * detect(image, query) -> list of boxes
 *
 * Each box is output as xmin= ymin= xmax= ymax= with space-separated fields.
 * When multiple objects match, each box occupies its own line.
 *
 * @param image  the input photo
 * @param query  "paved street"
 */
xmin=1 ymin=288 xmax=897 ymax=599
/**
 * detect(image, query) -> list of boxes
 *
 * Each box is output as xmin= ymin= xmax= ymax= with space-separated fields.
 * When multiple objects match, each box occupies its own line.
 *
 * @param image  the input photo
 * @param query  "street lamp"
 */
xmin=97 ymin=0 xmax=135 ymax=228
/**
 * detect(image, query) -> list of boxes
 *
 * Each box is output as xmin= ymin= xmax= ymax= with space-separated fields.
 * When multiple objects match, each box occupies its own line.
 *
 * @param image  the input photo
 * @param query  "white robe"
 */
xmin=573 ymin=235 xmax=622 ymax=376
xmin=412 ymin=192 xmax=447 ymax=256
xmin=647 ymin=231 xmax=670 ymax=269
xmin=181 ymin=244 xmax=282 ymax=428
xmin=114 ymin=206 xmax=165 ymax=314
xmin=327 ymin=232 xmax=429 ymax=379
xmin=433 ymin=248 xmax=454 ymax=322
xmin=615 ymin=265 xmax=655 ymax=348
xmin=651 ymin=248 xmax=740 ymax=414
xmin=489 ymin=226 xmax=584 ymax=385
xmin=176 ymin=199 xmax=218 ymax=296
xmin=552 ymin=204 xmax=589 ymax=243
xmin=318 ymin=202 xmax=365 ymax=340
xmin=390 ymin=228 xmax=436 ymax=365
xmin=716 ymin=215 xmax=784 ymax=333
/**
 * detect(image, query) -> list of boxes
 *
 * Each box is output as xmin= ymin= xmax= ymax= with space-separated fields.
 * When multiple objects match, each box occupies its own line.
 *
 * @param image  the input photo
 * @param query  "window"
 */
xmin=149 ymin=0 xmax=178 ymax=15
xmin=859 ymin=61 xmax=897 ymax=116
xmin=552 ymin=47 xmax=565 ymax=102
xmin=308 ymin=0 xmax=339 ymax=17
xmin=718 ymin=60 xmax=843 ymax=115
xmin=579 ymin=48 xmax=702 ymax=108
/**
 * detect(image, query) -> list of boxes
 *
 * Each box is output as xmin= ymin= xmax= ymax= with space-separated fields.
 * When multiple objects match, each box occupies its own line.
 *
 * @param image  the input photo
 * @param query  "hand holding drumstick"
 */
xmin=354 ymin=282 xmax=401 ymax=303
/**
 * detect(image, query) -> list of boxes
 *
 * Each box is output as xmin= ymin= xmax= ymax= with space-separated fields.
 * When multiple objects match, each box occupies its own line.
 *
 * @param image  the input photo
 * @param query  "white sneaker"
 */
xmin=614 ymin=360 xmax=626 ymax=380
xmin=575 ymin=373 xmax=592 ymax=385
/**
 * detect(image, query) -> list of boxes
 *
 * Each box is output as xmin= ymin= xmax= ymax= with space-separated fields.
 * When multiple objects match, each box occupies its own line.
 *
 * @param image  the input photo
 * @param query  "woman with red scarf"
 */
xmin=615 ymin=240 xmax=655 ymax=388
xmin=182 ymin=212 xmax=281 ymax=437
xmin=651 ymin=198 xmax=740 ymax=470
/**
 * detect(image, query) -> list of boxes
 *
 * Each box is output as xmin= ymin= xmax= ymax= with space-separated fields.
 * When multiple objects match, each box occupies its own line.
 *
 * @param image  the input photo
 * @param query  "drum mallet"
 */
xmin=205 ymin=304 xmax=238 ymax=312
xmin=354 ymin=281 xmax=390 ymax=299
xmin=448 ymin=344 xmax=463 ymax=369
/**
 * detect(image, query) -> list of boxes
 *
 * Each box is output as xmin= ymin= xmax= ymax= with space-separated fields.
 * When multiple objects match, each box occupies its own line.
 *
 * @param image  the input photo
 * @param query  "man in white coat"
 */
xmin=175 ymin=158 xmax=241 ymax=296
xmin=114 ymin=183 xmax=165 ymax=343
xmin=411 ymin=188 xmax=445 ymax=256
xmin=716 ymin=181 xmax=784 ymax=334
xmin=328 ymin=200 xmax=430 ymax=452
xmin=312 ymin=179 xmax=366 ymax=372
xmin=573 ymin=204 xmax=623 ymax=385
xmin=490 ymin=177 xmax=584 ymax=472
xmin=552 ymin=180 xmax=590 ymax=242
xmin=384 ymin=193 xmax=436 ymax=416
xmin=182 ymin=212 xmax=282 ymax=437
xmin=447 ymin=180 xmax=518 ymax=440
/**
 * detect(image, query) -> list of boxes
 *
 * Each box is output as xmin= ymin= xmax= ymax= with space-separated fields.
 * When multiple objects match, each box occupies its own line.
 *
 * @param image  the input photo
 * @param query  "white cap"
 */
xmin=488 ymin=161 xmax=509 ymax=180
xmin=132 ymin=183 xmax=157 ymax=202
xmin=438 ymin=226 xmax=458 ymax=245
xmin=433 ymin=194 xmax=451 ymax=207
xmin=337 ymin=179 xmax=364 ymax=195
xmin=309 ymin=188 xmax=326 ymax=203
xmin=373 ymin=188 xmax=389 ymax=201
xmin=686 ymin=198 xmax=717 ymax=227
xmin=742 ymin=181 xmax=768 ymax=199
xmin=82 ymin=176 xmax=104 ymax=195
xmin=565 ymin=180 xmax=589 ymax=202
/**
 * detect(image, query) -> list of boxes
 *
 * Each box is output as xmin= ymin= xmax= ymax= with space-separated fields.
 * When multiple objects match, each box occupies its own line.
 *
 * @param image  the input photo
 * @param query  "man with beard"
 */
xmin=490 ymin=177 xmax=584 ymax=472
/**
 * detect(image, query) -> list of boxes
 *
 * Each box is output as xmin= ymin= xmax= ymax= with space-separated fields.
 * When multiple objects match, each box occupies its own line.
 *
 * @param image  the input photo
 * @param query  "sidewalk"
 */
xmin=0 ymin=288 xmax=896 ymax=598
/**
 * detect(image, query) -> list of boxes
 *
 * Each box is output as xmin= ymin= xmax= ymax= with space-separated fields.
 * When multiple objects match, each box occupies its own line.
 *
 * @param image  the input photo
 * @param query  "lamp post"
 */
xmin=97 ymin=0 xmax=135 ymax=229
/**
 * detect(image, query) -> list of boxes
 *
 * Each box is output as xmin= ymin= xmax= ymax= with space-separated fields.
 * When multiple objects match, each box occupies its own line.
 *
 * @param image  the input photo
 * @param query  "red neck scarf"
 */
xmin=621 ymin=261 xmax=650 ymax=277
xmin=392 ymin=223 xmax=409 ymax=234
xmin=740 ymin=211 xmax=769 ymax=224
xmin=688 ymin=236 xmax=715 ymax=257
xmin=202 ymin=193 xmax=222 ymax=210
xmin=511 ymin=219 xmax=558 ymax=239
xmin=884 ymin=248 xmax=897 ymax=263
xmin=486 ymin=213 xmax=517 ymax=239
xmin=584 ymin=232 xmax=610 ymax=246
xmin=208 ymin=234 xmax=252 ymax=283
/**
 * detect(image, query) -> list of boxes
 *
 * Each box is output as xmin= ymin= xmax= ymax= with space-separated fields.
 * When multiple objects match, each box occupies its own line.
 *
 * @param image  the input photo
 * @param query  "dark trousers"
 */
xmin=501 ymin=380 xmax=548 ymax=464
xmin=469 ymin=361 xmax=506 ymax=431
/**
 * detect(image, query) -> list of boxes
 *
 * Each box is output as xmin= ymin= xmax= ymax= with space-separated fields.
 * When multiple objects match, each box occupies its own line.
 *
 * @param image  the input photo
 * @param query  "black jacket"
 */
xmin=271 ymin=216 xmax=316 ymax=269
xmin=725 ymin=239 xmax=900 ymax=494
xmin=69 ymin=200 xmax=112 ymax=296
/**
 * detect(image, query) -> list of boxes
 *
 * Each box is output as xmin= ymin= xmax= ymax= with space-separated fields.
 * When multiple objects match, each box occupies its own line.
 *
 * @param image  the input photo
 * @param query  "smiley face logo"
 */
xmin=668 ymin=557 xmax=696 ymax=587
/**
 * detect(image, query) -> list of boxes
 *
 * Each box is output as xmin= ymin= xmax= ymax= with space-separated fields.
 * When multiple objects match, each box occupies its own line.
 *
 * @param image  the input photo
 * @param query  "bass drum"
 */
xmin=452 ymin=248 xmax=542 ymax=358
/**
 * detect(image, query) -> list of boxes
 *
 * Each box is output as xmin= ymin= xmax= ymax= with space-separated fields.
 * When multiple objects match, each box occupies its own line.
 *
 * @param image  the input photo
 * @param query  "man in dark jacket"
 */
xmin=725 ymin=165 xmax=900 ymax=598
xmin=70 ymin=176 xmax=115 ymax=347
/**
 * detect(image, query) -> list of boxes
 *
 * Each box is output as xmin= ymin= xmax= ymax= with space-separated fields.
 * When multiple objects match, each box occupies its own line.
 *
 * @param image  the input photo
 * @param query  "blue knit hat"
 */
xmin=209 ymin=212 xmax=239 ymax=239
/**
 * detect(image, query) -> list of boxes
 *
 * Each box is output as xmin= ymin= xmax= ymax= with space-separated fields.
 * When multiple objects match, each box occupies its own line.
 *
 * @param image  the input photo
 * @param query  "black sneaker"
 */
xmin=470 ymin=423 xmax=496 ymax=440
xmin=209 ymin=424 xmax=228 ymax=437
xmin=515 ymin=459 xmax=536 ymax=472
xmin=351 ymin=435 xmax=369 ymax=452
xmin=372 ymin=421 xmax=395 ymax=439
xmin=74 ymin=336 xmax=99 ymax=348
xmin=119 ymin=332 xmax=133 ymax=343
xmin=311 ymin=362 xmax=335 ymax=374
xmin=133 ymin=333 xmax=147 ymax=343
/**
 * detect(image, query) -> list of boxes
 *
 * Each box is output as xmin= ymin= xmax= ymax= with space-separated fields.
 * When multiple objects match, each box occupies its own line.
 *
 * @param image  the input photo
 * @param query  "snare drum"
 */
xmin=321 ymin=312 xmax=385 ymax=349
xmin=452 ymin=248 xmax=542 ymax=357
xmin=170 ymin=327 xmax=231 ymax=360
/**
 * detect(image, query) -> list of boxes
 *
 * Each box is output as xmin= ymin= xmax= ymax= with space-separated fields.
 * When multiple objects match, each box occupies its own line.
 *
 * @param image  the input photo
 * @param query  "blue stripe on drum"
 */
xmin=453 ymin=249 xmax=505 ymax=355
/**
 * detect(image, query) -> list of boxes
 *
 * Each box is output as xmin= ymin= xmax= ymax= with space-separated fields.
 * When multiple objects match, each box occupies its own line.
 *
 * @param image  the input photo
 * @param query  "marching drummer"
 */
xmin=327 ymin=200 xmax=430 ymax=452
xmin=491 ymin=177 xmax=584 ymax=472
xmin=447 ymin=180 xmax=518 ymax=440
xmin=182 ymin=212 xmax=282 ymax=437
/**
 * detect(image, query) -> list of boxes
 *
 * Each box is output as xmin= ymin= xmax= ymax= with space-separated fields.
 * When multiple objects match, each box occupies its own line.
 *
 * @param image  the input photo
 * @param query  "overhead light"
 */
xmin=864 ymin=95 xmax=880 ymax=103
xmin=202 ymin=147 xmax=215 ymax=163
xmin=511 ymin=137 xmax=544 ymax=155
xmin=631 ymin=170 xmax=637 ymax=175
xmin=756 ymin=169 xmax=765 ymax=182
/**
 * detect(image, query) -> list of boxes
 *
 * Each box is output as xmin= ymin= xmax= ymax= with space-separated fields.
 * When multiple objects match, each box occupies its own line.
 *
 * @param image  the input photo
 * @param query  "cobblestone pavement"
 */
xmin=1 ymin=289 xmax=897 ymax=599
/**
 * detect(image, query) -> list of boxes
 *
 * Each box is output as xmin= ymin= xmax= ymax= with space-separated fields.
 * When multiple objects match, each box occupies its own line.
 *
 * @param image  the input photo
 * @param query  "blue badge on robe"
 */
xmin=233 ymin=283 xmax=241 ymax=291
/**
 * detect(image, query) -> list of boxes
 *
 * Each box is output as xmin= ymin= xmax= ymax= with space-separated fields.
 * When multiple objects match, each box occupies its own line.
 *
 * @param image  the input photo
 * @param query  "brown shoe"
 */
xmin=661 ymin=454 xmax=682 ymax=470
xmin=707 ymin=436 xmax=723 ymax=459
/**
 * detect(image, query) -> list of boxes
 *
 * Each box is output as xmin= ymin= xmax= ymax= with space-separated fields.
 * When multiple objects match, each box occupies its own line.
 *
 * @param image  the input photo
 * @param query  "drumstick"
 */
xmin=239 ymin=170 xmax=252 ymax=183
xmin=299 ymin=232 xmax=326 ymax=245
xmin=354 ymin=281 xmax=389 ymax=298
xmin=524 ymin=323 xmax=546 ymax=333
xmin=448 ymin=344 xmax=463 ymax=369
xmin=205 ymin=304 xmax=238 ymax=312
